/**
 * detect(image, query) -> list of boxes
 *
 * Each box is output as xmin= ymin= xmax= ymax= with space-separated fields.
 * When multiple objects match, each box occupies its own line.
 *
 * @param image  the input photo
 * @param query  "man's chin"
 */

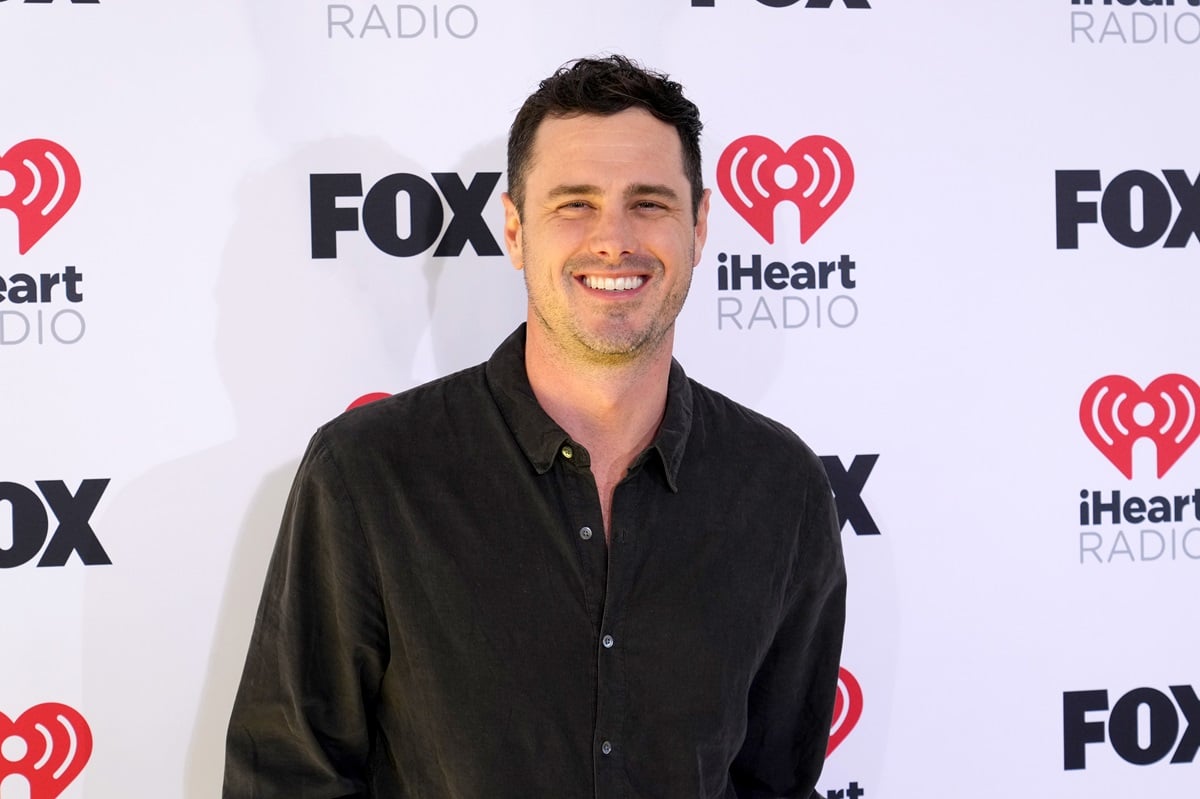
xmin=573 ymin=326 xmax=671 ymax=365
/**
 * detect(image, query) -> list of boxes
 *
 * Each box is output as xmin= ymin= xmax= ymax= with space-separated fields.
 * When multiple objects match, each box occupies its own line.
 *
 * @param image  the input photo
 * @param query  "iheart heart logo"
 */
xmin=827 ymin=666 xmax=863 ymax=758
xmin=717 ymin=135 xmax=854 ymax=244
xmin=0 ymin=704 xmax=92 ymax=799
xmin=346 ymin=392 xmax=392 ymax=411
xmin=1080 ymin=374 xmax=1200 ymax=479
xmin=0 ymin=139 xmax=82 ymax=254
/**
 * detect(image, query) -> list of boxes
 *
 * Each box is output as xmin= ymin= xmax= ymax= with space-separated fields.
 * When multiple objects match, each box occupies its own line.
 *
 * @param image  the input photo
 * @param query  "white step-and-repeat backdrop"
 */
xmin=3 ymin=1 xmax=1198 ymax=797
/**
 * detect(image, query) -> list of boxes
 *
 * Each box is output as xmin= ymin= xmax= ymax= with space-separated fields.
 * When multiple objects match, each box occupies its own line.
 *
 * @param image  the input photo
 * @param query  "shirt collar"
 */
xmin=485 ymin=324 xmax=693 ymax=492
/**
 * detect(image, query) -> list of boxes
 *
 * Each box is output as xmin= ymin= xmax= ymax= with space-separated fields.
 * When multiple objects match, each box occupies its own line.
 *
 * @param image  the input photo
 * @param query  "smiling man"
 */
xmin=225 ymin=55 xmax=846 ymax=799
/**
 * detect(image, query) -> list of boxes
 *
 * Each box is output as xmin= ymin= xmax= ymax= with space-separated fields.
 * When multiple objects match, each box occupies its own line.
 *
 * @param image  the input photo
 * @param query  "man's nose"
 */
xmin=587 ymin=206 xmax=636 ymax=262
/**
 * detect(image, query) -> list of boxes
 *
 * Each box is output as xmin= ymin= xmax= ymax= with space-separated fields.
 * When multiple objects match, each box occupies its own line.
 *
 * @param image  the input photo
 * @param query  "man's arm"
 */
xmin=730 ymin=473 xmax=847 ymax=799
xmin=224 ymin=432 xmax=388 ymax=799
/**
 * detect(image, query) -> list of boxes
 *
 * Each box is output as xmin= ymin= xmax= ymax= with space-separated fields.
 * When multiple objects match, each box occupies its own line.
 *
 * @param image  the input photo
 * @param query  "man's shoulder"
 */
xmin=685 ymin=378 xmax=825 ymax=476
xmin=687 ymin=378 xmax=811 ymax=447
xmin=316 ymin=362 xmax=491 ymax=447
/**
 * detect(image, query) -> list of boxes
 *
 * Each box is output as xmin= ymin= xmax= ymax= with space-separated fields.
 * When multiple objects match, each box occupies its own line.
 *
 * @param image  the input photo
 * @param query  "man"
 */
xmin=225 ymin=55 xmax=846 ymax=798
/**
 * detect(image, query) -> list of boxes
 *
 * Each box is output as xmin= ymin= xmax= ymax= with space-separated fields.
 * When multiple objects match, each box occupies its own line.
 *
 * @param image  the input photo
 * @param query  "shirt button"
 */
xmin=579 ymin=526 xmax=593 ymax=541
xmin=602 ymin=634 xmax=614 ymax=648
xmin=561 ymin=445 xmax=574 ymax=459
xmin=601 ymin=740 xmax=613 ymax=755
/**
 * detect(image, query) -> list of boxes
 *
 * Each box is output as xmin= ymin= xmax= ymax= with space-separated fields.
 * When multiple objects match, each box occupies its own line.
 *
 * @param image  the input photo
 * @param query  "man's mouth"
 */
xmin=581 ymin=275 xmax=646 ymax=291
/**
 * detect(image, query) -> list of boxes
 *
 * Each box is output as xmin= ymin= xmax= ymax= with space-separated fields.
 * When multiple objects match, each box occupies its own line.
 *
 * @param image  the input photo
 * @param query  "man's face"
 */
xmin=503 ymin=107 xmax=710 ymax=365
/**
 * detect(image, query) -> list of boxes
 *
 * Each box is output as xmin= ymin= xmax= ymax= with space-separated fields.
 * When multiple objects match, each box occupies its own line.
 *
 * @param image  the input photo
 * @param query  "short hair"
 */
xmin=507 ymin=54 xmax=704 ymax=222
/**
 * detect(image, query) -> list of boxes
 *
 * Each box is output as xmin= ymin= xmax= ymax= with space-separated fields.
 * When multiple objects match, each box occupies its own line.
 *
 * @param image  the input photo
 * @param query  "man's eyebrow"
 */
xmin=546 ymin=184 xmax=602 ymax=200
xmin=626 ymin=184 xmax=680 ymax=201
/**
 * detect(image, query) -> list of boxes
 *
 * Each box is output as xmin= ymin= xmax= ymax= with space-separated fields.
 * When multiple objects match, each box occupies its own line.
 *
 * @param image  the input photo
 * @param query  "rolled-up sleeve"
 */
xmin=223 ymin=432 xmax=388 ymax=799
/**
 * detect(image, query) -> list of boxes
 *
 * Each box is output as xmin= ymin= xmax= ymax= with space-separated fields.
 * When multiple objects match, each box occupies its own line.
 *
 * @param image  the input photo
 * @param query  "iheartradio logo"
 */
xmin=827 ymin=666 xmax=863 ymax=758
xmin=0 ymin=139 xmax=81 ymax=255
xmin=717 ymin=135 xmax=854 ymax=244
xmin=1080 ymin=374 xmax=1200 ymax=479
xmin=0 ymin=704 xmax=92 ymax=798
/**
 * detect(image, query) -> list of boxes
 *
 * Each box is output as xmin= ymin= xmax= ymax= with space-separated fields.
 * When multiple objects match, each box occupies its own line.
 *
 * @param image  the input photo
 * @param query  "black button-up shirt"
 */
xmin=225 ymin=325 xmax=846 ymax=798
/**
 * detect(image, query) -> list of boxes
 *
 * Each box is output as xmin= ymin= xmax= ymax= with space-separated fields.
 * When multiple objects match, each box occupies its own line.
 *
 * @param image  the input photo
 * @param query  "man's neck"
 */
xmin=524 ymin=322 xmax=674 ymax=540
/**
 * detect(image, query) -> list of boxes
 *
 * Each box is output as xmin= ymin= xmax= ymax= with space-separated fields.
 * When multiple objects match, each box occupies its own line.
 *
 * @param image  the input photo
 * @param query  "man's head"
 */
xmin=502 ymin=56 xmax=710 ymax=368
xmin=507 ymin=55 xmax=705 ymax=223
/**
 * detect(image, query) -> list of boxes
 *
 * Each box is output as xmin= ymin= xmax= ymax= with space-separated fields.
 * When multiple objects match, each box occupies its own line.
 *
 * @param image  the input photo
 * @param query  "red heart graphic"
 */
xmin=0 ymin=703 xmax=93 ymax=799
xmin=1080 ymin=374 xmax=1200 ymax=479
xmin=717 ymin=135 xmax=854 ymax=244
xmin=827 ymin=666 xmax=863 ymax=758
xmin=346 ymin=392 xmax=392 ymax=411
xmin=0 ymin=139 xmax=82 ymax=254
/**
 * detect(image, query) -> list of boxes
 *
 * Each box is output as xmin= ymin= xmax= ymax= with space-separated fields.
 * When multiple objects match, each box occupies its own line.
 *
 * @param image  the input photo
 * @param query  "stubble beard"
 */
xmin=524 ymin=239 xmax=695 ymax=367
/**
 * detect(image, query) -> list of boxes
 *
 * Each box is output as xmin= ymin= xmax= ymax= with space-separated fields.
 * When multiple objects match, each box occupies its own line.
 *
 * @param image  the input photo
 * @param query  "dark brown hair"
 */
xmin=507 ymin=55 xmax=704 ymax=222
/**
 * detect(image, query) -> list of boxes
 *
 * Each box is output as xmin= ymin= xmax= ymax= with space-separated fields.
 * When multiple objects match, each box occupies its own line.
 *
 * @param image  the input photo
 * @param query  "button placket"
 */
xmin=594 ymin=537 xmax=632 ymax=795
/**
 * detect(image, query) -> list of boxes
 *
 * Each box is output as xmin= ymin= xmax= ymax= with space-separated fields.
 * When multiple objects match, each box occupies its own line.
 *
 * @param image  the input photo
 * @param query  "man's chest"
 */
xmin=366 ymin=460 xmax=797 ymax=716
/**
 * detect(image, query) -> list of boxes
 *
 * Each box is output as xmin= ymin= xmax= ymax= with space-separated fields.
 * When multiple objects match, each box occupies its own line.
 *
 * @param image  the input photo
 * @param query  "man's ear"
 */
xmin=501 ymin=192 xmax=523 ymax=271
xmin=693 ymin=189 xmax=712 ymax=268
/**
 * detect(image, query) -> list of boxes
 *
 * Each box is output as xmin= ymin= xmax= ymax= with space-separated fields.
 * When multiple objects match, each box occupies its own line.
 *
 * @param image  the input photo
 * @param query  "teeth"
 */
xmin=584 ymin=275 xmax=645 ymax=291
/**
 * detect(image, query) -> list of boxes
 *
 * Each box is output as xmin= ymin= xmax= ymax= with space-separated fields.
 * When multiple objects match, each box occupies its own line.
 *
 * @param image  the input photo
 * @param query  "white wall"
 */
xmin=2 ymin=1 xmax=1197 ymax=796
